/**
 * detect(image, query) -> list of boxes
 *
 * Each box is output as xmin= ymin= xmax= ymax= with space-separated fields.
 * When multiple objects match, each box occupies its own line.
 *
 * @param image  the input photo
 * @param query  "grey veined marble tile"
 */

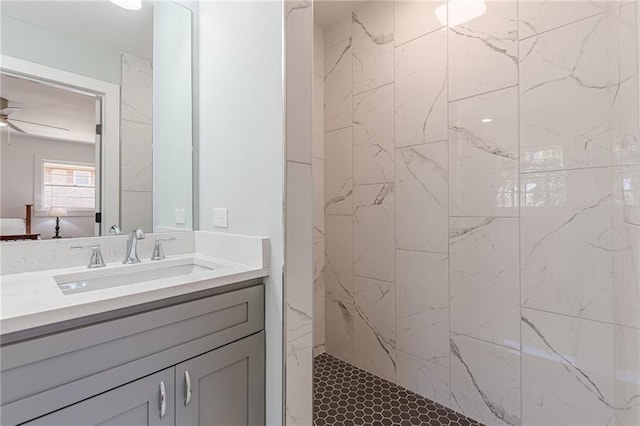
xmin=324 ymin=298 xmax=355 ymax=363
xmin=395 ymin=29 xmax=447 ymax=147
xmin=121 ymin=53 xmax=152 ymax=125
xmin=448 ymin=1 xmax=518 ymax=101
xmin=449 ymin=87 xmax=519 ymax=217
xmin=396 ymin=250 xmax=449 ymax=368
xmin=354 ymin=276 xmax=396 ymax=382
xmin=324 ymin=215 xmax=353 ymax=303
xmin=450 ymin=217 xmax=520 ymax=347
xmin=450 ymin=334 xmax=521 ymax=426
xmin=324 ymin=127 xmax=352 ymax=215
xmin=353 ymin=183 xmax=395 ymax=282
xmin=351 ymin=1 xmax=394 ymax=95
xmin=396 ymin=142 xmax=448 ymax=253
xmin=520 ymin=6 xmax=638 ymax=172
xmin=520 ymin=167 xmax=617 ymax=323
xmin=353 ymin=83 xmax=394 ymax=185
xmin=324 ymin=37 xmax=352 ymax=132
xmin=520 ymin=308 xmax=634 ymax=426
xmin=394 ymin=0 xmax=446 ymax=47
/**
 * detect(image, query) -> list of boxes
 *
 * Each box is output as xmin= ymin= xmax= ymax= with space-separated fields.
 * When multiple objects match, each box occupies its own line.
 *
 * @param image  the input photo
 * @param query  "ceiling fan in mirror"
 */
xmin=0 ymin=97 xmax=25 ymax=133
xmin=0 ymin=97 xmax=69 ymax=135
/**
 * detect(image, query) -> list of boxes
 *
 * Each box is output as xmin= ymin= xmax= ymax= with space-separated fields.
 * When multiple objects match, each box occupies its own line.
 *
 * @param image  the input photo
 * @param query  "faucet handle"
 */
xmin=156 ymin=236 xmax=177 ymax=243
xmin=71 ymin=243 xmax=106 ymax=269
xmin=151 ymin=237 xmax=176 ymax=261
xmin=109 ymin=225 xmax=122 ymax=235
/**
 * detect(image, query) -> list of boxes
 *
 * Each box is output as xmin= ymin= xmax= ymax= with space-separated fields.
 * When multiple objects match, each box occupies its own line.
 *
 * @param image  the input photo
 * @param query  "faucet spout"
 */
xmin=123 ymin=228 xmax=145 ymax=264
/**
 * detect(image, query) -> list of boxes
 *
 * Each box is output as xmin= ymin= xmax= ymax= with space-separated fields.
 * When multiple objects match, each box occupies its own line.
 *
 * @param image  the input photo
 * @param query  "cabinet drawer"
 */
xmin=1 ymin=283 xmax=264 ymax=425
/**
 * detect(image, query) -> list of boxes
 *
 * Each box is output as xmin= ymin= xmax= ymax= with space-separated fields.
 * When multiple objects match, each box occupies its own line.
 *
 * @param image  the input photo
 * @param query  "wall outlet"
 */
xmin=213 ymin=208 xmax=228 ymax=228
xmin=175 ymin=208 xmax=186 ymax=225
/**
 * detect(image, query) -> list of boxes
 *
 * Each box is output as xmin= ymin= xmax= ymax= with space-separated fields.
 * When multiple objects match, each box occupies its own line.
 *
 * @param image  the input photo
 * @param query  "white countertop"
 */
xmin=0 ymin=253 xmax=268 ymax=337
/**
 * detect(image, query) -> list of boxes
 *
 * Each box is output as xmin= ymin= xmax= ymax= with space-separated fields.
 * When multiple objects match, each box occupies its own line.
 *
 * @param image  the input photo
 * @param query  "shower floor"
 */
xmin=313 ymin=353 xmax=482 ymax=426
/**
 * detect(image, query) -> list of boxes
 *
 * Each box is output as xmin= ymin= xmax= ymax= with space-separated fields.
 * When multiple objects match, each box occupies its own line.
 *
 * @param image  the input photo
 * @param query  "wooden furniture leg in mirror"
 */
xmin=0 ymin=204 xmax=40 ymax=241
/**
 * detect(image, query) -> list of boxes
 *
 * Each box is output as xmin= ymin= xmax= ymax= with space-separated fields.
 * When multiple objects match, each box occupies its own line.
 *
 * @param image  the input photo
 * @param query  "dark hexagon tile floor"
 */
xmin=313 ymin=353 xmax=483 ymax=426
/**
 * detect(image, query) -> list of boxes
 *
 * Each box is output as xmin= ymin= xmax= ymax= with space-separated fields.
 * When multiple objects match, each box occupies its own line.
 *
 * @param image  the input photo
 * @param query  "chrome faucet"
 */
xmin=123 ymin=228 xmax=145 ymax=264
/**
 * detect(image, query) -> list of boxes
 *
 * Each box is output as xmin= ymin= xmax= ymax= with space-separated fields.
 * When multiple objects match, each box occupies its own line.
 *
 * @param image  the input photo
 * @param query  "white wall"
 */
xmin=0 ymin=133 xmax=95 ymax=238
xmin=198 ymin=2 xmax=284 ymax=424
xmin=0 ymin=15 xmax=121 ymax=85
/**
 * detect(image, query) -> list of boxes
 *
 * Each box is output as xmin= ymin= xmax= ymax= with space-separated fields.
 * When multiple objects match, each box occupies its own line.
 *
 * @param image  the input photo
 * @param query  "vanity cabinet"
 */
xmin=1 ymin=282 xmax=265 ymax=426
xmin=23 ymin=332 xmax=264 ymax=426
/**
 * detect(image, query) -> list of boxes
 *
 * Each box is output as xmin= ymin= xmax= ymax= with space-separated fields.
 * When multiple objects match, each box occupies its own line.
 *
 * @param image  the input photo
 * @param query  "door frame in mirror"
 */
xmin=0 ymin=55 xmax=120 ymax=236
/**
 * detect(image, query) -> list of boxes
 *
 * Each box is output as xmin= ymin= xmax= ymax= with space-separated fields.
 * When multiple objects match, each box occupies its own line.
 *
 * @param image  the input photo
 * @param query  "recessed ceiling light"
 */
xmin=0 ymin=121 xmax=7 ymax=127
xmin=481 ymin=118 xmax=493 ymax=123
xmin=110 ymin=0 xmax=142 ymax=11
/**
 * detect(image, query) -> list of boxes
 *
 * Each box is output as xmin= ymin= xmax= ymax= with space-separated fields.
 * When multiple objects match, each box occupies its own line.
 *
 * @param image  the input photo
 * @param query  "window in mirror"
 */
xmin=42 ymin=161 xmax=96 ymax=212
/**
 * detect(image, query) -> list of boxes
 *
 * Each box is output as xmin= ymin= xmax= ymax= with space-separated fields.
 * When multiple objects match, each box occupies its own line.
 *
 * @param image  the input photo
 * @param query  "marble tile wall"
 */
xmin=323 ymin=12 xmax=356 ymax=370
xmin=320 ymin=2 xmax=640 ymax=425
xmin=120 ymin=53 xmax=153 ymax=233
xmin=517 ymin=4 xmax=640 ymax=425
xmin=313 ymin=23 xmax=326 ymax=357
xmin=285 ymin=1 xmax=314 ymax=424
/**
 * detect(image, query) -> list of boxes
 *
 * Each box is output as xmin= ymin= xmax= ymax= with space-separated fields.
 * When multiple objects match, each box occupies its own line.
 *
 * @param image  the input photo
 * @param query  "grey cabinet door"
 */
xmin=175 ymin=332 xmax=265 ymax=426
xmin=24 ymin=368 xmax=175 ymax=426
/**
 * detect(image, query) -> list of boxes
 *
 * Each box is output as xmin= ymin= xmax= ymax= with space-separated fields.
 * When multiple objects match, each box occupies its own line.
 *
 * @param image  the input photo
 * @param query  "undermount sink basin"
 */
xmin=55 ymin=258 xmax=220 ymax=295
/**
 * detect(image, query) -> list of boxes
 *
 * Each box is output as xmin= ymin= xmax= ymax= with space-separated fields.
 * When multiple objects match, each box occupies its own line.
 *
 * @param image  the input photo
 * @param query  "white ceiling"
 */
xmin=1 ymin=0 xmax=153 ymax=61
xmin=1 ymin=73 xmax=97 ymax=143
xmin=314 ymin=0 xmax=368 ymax=27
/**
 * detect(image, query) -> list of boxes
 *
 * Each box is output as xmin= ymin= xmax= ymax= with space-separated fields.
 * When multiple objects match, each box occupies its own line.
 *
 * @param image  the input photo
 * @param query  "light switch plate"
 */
xmin=175 ymin=208 xmax=186 ymax=225
xmin=213 ymin=208 xmax=228 ymax=228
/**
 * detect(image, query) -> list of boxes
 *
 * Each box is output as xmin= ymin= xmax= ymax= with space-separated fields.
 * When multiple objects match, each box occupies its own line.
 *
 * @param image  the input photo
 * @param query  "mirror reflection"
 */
xmin=0 ymin=0 xmax=194 ymax=241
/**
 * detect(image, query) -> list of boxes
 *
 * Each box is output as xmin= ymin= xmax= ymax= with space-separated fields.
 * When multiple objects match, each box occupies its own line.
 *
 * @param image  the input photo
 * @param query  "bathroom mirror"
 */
xmin=0 ymin=0 xmax=195 ymax=241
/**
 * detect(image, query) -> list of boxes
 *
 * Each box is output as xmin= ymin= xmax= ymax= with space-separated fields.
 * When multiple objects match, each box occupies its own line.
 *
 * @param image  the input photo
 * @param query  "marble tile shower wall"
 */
xmin=314 ymin=23 xmax=326 ymax=357
xmin=321 ymin=2 xmax=640 ymax=425
xmin=285 ymin=1 xmax=314 ymax=424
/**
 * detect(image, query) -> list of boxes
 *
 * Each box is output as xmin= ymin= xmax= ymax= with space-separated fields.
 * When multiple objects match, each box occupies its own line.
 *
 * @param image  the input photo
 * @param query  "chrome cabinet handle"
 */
xmin=185 ymin=370 xmax=192 ymax=406
xmin=159 ymin=380 xmax=167 ymax=419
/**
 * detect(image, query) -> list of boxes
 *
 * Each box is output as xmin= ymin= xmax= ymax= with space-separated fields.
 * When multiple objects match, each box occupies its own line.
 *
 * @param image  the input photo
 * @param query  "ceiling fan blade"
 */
xmin=0 ymin=107 xmax=21 ymax=115
xmin=9 ymin=118 xmax=69 ymax=131
xmin=7 ymin=121 xmax=26 ymax=134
